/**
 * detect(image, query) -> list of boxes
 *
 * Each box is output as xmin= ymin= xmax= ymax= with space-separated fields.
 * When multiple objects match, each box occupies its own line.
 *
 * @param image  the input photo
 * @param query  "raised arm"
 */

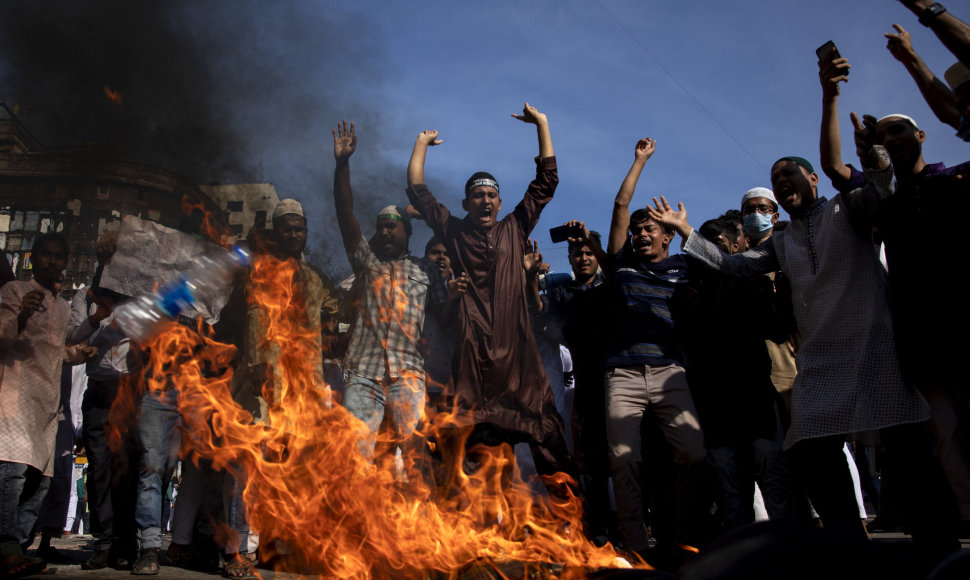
xmin=405 ymin=130 xmax=452 ymax=236
xmin=648 ymin=196 xmax=780 ymax=277
xmin=608 ymin=138 xmax=655 ymax=254
xmin=565 ymin=220 xmax=608 ymax=276
xmin=332 ymin=120 xmax=363 ymax=252
xmin=819 ymin=51 xmax=853 ymax=185
xmin=511 ymin=102 xmax=554 ymax=158
xmin=886 ymin=23 xmax=962 ymax=129
xmin=407 ymin=130 xmax=443 ymax=188
xmin=900 ymin=0 xmax=970 ymax=66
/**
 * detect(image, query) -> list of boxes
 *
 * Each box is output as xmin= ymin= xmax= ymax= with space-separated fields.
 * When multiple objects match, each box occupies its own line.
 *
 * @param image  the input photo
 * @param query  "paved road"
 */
xmin=25 ymin=528 xmax=970 ymax=579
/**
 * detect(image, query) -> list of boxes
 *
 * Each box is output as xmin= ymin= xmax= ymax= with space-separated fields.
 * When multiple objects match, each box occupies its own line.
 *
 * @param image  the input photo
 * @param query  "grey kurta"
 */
xmin=682 ymin=165 xmax=928 ymax=448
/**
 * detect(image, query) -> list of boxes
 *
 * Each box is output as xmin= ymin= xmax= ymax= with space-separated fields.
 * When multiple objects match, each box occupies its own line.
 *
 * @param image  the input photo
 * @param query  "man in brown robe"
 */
xmin=405 ymin=103 xmax=573 ymax=477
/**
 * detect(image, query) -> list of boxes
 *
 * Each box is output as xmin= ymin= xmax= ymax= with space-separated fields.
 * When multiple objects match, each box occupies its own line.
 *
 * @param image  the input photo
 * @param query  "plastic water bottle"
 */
xmin=113 ymin=246 xmax=249 ymax=341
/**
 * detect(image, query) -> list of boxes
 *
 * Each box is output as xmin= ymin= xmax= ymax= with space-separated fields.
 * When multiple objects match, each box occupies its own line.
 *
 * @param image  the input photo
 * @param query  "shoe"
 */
xmin=131 ymin=548 xmax=160 ymax=575
xmin=81 ymin=549 xmax=109 ymax=570
xmin=35 ymin=546 xmax=75 ymax=565
xmin=0 ymin=553 xmax=47 ymax=579
xmin=222 ymin=553 xmax=258 ymax=579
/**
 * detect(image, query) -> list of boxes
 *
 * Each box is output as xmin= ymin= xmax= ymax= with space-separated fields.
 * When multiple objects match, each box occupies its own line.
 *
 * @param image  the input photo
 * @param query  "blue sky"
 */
xmin=3 ymin=1 xmax=966 ymax=278
xmin=292 ymin=0 xmax=968 ymax=276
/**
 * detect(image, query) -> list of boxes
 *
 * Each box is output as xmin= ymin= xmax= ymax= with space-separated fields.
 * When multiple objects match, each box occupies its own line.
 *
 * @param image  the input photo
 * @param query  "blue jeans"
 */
xmin=222 ymin=469 xmax=250 ymax=555
xmin=0 ymin=461 xmax=50 ymax=556
xmin=343 ymin=371 xmax=425 ymax=459
xmin=134 ymin=389 xmax=181 ymax=550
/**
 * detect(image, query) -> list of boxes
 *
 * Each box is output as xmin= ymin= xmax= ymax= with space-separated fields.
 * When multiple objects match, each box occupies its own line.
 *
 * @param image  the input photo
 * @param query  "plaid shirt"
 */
xmin=344 ymin=238 xmax=445 ymax=381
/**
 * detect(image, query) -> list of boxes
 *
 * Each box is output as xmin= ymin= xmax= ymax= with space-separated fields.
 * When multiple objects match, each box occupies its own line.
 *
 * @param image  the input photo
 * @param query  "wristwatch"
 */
xmin=918 ymin=2 xmax=947 ymax=26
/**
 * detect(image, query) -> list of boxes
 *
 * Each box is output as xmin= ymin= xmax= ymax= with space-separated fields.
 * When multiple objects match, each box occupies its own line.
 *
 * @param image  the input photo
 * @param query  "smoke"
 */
xmin=0 ymin=0 xmax=407 ymax=278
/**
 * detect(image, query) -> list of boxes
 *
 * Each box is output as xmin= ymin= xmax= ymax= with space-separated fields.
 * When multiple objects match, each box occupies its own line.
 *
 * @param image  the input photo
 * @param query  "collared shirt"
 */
xmin=66 ymin=289 xmax=133 ymax=380
xmin=344 ymin=237 xmax=443 ymax=381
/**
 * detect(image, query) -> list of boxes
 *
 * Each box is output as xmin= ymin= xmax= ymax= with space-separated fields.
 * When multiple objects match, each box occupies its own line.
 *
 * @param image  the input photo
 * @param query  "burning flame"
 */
xmin=103 ymin=85 xmax=123 ymax=107
xmin=124 ymin=252 xmax=640 ymax=577
xmin=181 ymin=195 xmax=229 ymax=244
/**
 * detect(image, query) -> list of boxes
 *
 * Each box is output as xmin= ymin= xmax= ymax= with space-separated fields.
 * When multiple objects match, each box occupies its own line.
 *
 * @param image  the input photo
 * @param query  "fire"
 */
xmin=103 ymin=85 xmax=123 ymax=107
xmin=129 ymin=252 xmax=640 ymax=577
xmin=181 ymin=195 xmax=229 ymax=244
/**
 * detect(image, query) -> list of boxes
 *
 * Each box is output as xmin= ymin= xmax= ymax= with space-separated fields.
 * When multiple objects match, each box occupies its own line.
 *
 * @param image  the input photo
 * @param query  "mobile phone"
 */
xmin=550 ymin=224 xmax=584 ymax=244
xmin=816 ymin=40 xmax=841 ymax=63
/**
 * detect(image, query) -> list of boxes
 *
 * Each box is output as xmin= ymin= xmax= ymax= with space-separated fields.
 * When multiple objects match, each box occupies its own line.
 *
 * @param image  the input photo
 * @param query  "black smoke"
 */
xmin=1 ymin=0 xmax=410 ymax=277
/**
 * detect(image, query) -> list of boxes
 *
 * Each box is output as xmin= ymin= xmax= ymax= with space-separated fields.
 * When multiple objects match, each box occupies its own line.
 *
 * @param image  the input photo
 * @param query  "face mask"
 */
xmin=956 ymin=115 xmax=970 ymax=143
xmin=743 ymin=212 xmax=774 ymax=238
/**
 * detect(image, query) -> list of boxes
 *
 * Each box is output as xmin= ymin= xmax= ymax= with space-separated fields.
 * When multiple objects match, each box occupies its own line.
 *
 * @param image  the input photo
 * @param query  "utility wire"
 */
xmin=594 ymin=0 xmax=768 ymax=172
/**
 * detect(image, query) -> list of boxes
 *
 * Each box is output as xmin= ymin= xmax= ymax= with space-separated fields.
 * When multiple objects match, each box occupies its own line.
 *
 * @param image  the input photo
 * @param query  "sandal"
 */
xmin=0 ymin=553 xmax=47 ymax=579
xmin=222 ymin=554 xmax=258 ymax=579
xmin=131 ymin=548 xmax=160 ymax=575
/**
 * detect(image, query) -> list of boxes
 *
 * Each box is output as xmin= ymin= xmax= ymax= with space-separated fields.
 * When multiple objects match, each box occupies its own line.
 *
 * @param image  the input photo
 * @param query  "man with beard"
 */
xmin=1 ymin=234 xmax=96 ymax=577
xmin=649 ymin=134 xmax=958 ymax=566
xmin=819 ymin=48 xmax=970 ymax=536
xmin=332 ymin=120 xmax=445 ymax=463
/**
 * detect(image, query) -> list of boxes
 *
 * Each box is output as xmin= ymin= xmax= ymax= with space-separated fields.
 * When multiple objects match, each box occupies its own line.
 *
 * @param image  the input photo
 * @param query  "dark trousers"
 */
xmin=790 ymin=423 xmax=960 ymax=552
xmin=82 ymin=378 xmax=138 ymax=555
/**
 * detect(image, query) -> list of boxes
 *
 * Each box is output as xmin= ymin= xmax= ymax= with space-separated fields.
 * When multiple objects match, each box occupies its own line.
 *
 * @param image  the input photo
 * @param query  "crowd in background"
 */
xmin=3 ymin=1 xmax=970 ymax=577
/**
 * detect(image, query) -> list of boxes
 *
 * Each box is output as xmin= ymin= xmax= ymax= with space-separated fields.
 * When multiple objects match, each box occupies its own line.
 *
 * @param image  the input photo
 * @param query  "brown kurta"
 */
xmin=407 ymin=157 xmax=565 ymax=447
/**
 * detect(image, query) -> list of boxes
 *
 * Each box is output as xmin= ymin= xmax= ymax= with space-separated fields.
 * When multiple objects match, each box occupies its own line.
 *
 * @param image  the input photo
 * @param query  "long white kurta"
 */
xmin=682 ymin=165 xmax=928 ymax=448
xmin=0 ymin=280 xmax=76 ymax=475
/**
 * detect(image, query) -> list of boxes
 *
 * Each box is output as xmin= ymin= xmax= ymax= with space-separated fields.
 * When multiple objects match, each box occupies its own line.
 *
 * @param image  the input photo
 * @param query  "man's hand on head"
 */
xmin=333 ymin=120 xmax=357 ymax=161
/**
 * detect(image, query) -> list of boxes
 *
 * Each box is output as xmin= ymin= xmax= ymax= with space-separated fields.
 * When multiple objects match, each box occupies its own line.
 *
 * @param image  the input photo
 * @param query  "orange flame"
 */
xmin=103 ymin=85 xmax=123 ymax=107
xmin=181 ymin=195 xmax=229 ymax=245
xmin=129 ymin=252 xmax=641 ymax=577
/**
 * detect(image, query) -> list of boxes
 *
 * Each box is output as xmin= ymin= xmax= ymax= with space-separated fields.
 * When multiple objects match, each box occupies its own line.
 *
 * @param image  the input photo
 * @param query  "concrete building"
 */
xmin=1 ymin=104 xmax=277 ymax=289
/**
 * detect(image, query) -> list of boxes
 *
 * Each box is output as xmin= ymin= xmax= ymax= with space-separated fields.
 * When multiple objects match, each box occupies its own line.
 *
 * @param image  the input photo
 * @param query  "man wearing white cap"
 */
xmin=332 ymin=120 xmax=445 ymax=464
xmin=209 ymin=196 xmax=339 ymax=578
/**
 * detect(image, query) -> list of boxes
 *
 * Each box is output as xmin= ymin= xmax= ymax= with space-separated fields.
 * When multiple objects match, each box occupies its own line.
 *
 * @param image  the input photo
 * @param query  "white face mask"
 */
xmin=742 ymin=211 xmax=774 ymax=237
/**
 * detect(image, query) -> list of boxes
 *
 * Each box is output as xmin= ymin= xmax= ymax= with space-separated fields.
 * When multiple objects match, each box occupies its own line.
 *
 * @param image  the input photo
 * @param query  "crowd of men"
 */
xmin=2 ymin=1 xmax=970 ymax=577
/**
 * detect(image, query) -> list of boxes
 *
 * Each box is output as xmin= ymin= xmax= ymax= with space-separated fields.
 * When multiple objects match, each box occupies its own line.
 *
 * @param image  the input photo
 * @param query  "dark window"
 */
xmin=227 ymin=201 xmax=244 ymax=212
xmin=230 ymin=224 xmax=244 ymax=235
xmin=254 ymin=210 xmax=267 ymax=229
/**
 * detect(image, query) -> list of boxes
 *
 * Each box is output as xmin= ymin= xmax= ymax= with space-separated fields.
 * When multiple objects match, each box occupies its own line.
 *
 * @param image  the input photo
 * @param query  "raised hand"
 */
xmin=446 ymin=271 xmax=470 ymax=301
xmin=564 ymin=220 xmax=591 ymax=244
xmin=647 ymin=196 xmax=690 ymax=237
xmin=19 ymin=290 xmax=45 ymax=318
xmin=523 ymin=238 xmax=545 ymax=274
xmin=885 ymin=23 xmax=916 ymax=64
xmin=635 ymin=138 xmax=656 ymax=162
xmin=415 ymin=130 xmax=443 ymax=147
xmin=404 ymin=204 xmax=425 ymax=221
xmin=818 ymin=55 xmax=851 ymax=97
xmin=851 ymin=112 xmax=889 ymax=169
xmin=333 ymin=120 xmax=357 ymax=160
xmin=511 ymin=102 xmax=548 ymax=126
xmin=850 ymin=111 xmax=877 ymax=159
